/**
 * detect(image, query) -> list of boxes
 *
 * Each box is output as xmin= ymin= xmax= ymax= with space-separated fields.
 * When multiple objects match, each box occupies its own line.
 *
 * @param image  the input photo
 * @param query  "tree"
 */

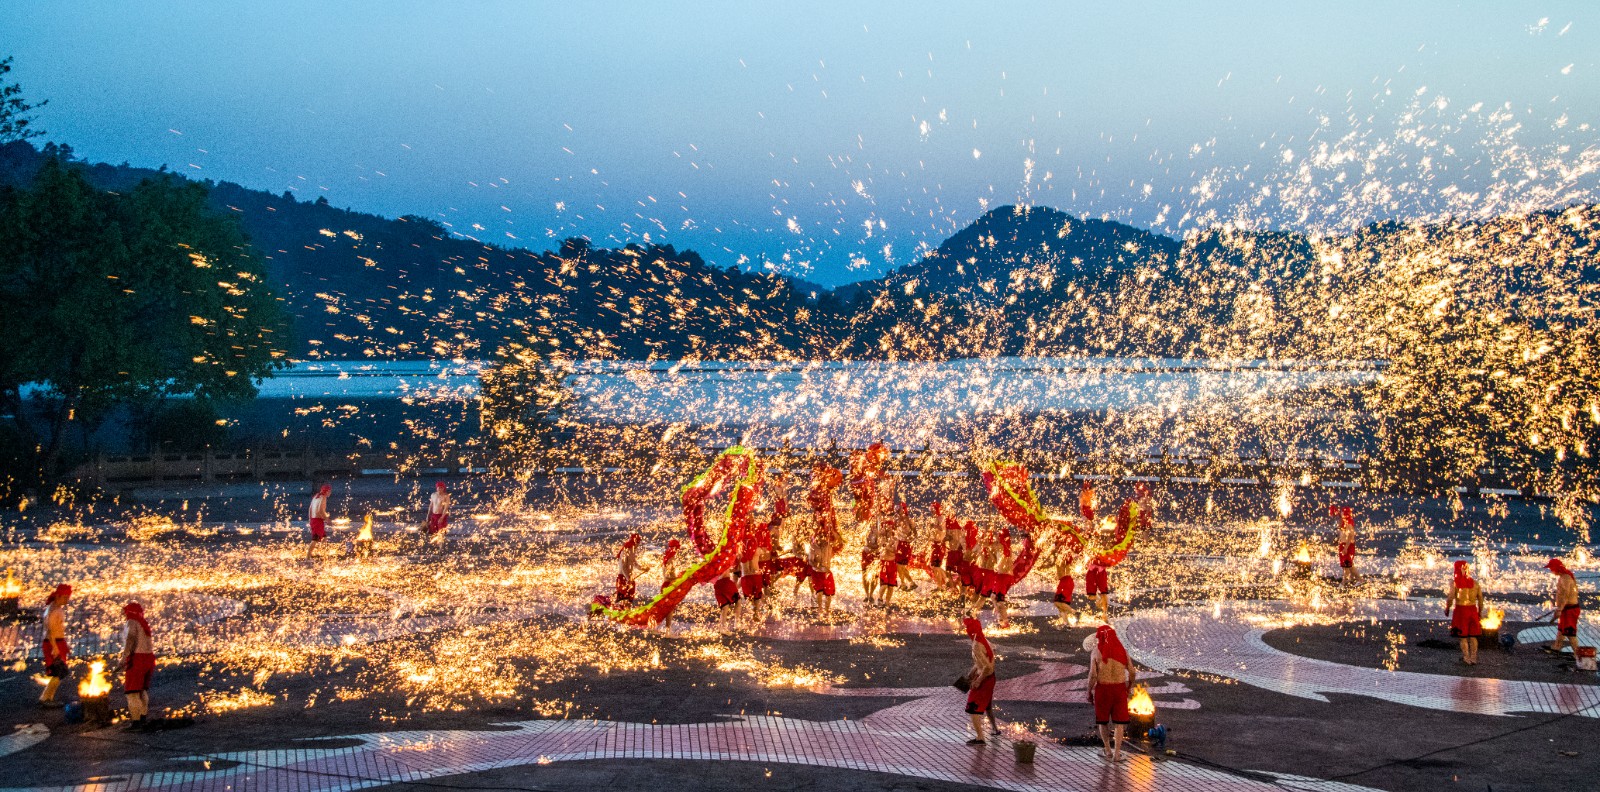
xmin=0 ymin=56 xmax=46 ymax=144
xmin=476 ymin=343 xmax=570 ymax=480
xmin=0 ymin=158 xmax=291 ymax=479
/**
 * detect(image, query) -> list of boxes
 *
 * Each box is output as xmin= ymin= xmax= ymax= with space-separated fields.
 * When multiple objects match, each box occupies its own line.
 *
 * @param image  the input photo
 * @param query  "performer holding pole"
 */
xmin=121 ymin=601 xmax=156 ymax=729
xmin=1446 ymin=561 xmax=1483 ymax=665
xmin=1546 ymin=558 xmax=1582 ymax=656
xmin=614 ymin=533 xmax=647 ymax=605
xmin=37 ymin=584 xmax=72 ymax=708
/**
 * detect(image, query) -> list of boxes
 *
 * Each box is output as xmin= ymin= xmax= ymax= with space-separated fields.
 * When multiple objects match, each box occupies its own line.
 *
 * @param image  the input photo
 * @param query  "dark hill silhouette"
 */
xmin=7 ymin=142 xmax=1596 ymax=364
xmin=0 ymin=142 xmax=841 ymax=361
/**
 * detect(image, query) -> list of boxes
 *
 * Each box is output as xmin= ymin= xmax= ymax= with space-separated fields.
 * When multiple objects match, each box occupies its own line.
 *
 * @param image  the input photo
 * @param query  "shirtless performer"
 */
xmin=809 ymin=530 xmax=837 ymax=615
xmin=306 ymin=484 xmax=331 ymax=560
xmin=714 ymin=570 xmax=741 ymax=632
xmin=1050 ymin=545 xmax=1080 ymax=625
xmin=1088 ymin=624 xmax=1137 ymax=762
xmin=1333 ymin=505 xmax=1358 ymax=584
xmin=740 ymin=527 xmax=770 ymax=622
xmin=38 ymin=584 xmax=72 ymax=707
xmin=962 ymin=616 xmax=997 ymax=745
xmin=1446 ymin=560 xmax=1484 ymax=665
xmin=614 ymin=533 xmax=648 ymax=605
xmin=861 ymin=520 xmax=882 ymax=602
xmin=1547 ymin=558 xmax=1582 ymax=656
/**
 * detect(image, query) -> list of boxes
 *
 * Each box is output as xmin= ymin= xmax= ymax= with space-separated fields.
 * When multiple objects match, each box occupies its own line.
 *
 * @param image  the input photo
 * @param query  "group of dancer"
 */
xmin=32 ymin=584 xmax=159 ymax=730
xmin=1443 ymin=555 xmax=1585 ymax=664
xmin=604 ymin=464 xmax=1133 ymax=632
xmin=303 ymin=480 xmax=454 ymax=559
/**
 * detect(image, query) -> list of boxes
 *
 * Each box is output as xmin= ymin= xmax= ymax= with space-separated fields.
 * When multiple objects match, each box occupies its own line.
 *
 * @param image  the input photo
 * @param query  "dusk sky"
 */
xmin=9 ymin=1 xmax=1600 ymax=285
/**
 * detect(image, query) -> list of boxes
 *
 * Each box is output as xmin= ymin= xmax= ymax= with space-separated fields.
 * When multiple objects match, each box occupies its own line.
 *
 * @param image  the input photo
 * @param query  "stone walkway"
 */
xmin=1118 ymin=598 xmax=1600 ymax=719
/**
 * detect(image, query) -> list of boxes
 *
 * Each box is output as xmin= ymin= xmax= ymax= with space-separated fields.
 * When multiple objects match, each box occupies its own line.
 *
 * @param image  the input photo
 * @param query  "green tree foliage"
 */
xmin=0 ymin=158 xmax=290 ymax=477
xmin=0 ymin=57 xmax=46 ymax=144
xmin=476 ymin=343 xmax=570 ymax=480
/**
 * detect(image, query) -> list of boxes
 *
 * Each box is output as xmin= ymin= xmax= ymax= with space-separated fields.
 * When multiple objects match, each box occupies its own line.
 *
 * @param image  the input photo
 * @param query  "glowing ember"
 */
xmin=1293 ymin=544 xmax=1312 ymax=564
xmin=1 ymin=568 xmax=20 ymax=598
xmin=357 ymin=514 xmax=374 ymax=542
xmin=79 ymin=659 xmax=112 ymax=698
xmin=1127 ymin=684 xmax=1155 ymax=717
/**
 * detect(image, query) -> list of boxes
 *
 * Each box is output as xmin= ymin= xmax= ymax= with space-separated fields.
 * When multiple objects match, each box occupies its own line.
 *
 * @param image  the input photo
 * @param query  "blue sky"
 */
xmin=9 ymin=2 xmax=1599 ymax=285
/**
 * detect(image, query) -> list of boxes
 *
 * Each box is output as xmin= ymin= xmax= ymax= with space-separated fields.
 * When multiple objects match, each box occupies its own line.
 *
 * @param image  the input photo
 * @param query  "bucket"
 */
xmin=1577 ymin=646 xmax=1597 ymax=671
xmin=1012 ymin=740 xmax=1037 ymax=764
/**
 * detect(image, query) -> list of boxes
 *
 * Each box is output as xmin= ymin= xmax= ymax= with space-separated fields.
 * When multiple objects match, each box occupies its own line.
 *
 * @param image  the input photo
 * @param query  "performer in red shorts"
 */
xmin=1445 ymin=560 xmax=1484 ymax=665
xmin=714 ymin=571 xmax=741 ymax=632
xmin=1085 ymin=559 xmax=1111 ymax=621
xmin=740 ymin=530 xmax=768 ymax=620
xmin=614 ymin=533 xmax=647 ymax=604
xmin=962 ymin=616 xmax=996 ymax=745
xmin=1088 ymin=624 xmax=1137 ymax=762
xmin=121 ymin=601 xmax=156 ymax=729
xmin=809 ymin=530 xmax=837 ymax=615
xmin=306 ymin=483 xmax=331 ymax=560
xmin=1079 ymin=479 xmax=1096 ymax=522
xmin=1547 ymin=558 xmax=1582 ymax=656
xmin=1332 ymin=505 xmax=1358 ymax=584
xmin=876 ymin=532 xmax=900 ymax=606
xmin=426 ymin=481 xmax=451 ymax=540
xmin=38 ymin=584 xmax=72 ymax=707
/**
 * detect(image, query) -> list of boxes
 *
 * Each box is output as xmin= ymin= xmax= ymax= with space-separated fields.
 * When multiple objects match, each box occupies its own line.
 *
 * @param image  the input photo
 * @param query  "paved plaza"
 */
xmin=2 ymin=496 xmax=1597 ymax=792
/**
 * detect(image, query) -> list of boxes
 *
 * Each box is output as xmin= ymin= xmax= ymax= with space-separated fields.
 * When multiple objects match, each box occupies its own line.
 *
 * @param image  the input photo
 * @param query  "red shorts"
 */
xmin=714 ymin=577 xmax=740 ymax=607
xmin=930 ymin=547 xmax=946 ymax=568
xmin=947 ymin=548 xmax=965 ymax=576
xmin=861 ymin=549 xmax=876 ymax=570
xmin=740 ymin=573 xmax=764 ymax=601
xmin=965 ymin=673 xmax=996 ymax=714
xmin=1054 ymin=575 xmax=1076 ymax=603
xmin=124 ymin=653 xmax=155 ymax=693
xmin=1559 ymin=605 xmax=1581 ymax=637
xmin=1450 ymin=605 xmax=1482 ymax=637
xmin=41 ymin=638 xmax=69 ymax=669
xmin=1337 ymin=542 xmax=1355 ymax=568
xmin=1094 ymin=681 xmax=1130 ymax=724
xmin=894 ymin=541 xmax=912 ymax=566
xmin=878 ymin=559 xmax=898 ymax=587
xmin=427 ymin=513 xmax=448 ymax=535
xmin=309 ymin=517 xmax=326 ymax=540
xmin=1086 ymin=566 xmax=1109 ymax=595
xmin=614 ymin=574 xmax=636 ymax=603
xmin=810 ymin=570 xmax=836 ymax=596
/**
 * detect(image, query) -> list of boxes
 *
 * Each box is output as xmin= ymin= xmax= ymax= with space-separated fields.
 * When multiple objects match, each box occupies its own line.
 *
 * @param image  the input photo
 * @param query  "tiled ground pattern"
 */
xmin=1118 ymin=598 xmax=1600 ymax=718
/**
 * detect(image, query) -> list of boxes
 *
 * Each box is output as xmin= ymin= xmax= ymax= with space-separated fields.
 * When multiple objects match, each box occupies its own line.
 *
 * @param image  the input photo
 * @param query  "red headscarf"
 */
xmin=49 ymin=584 xmax=72 ymax=603
xmin=319 ymin=484 xmax=332 ymax=494
xmin=123 ymin=601 xmax=152 ymax=638
xmin=1096 ymin=624 xmax=1130 ymax=666
xmin=932 ymin=501 xmax=943 ymax=516
xmin=1547 ymin=558 xmax=1573 ymax=577
xmin=1453 ymin=560 xmax=1474 ymax=590
xmin=663 ymin=539 xmax=680 ymax=565
xmin=615 ymin=532 xmax=642 ymax=558
xmin=963 ymin=520 xmax=978 ymax=549
xmin=962 ymin=617 xmax=993 ymax=661
xmin=435 ymin=481 xmax=446 ymax=490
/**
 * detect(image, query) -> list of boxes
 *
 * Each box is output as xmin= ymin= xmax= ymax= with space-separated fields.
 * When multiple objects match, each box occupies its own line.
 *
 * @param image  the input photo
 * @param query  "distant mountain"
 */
xmin=0 ymin=142 xmax=841 ymax=361
xmin=7 ymin=142 xmax=1595 ymax=365
xmin=839 ymin=205 xmax=1180 ymax=304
